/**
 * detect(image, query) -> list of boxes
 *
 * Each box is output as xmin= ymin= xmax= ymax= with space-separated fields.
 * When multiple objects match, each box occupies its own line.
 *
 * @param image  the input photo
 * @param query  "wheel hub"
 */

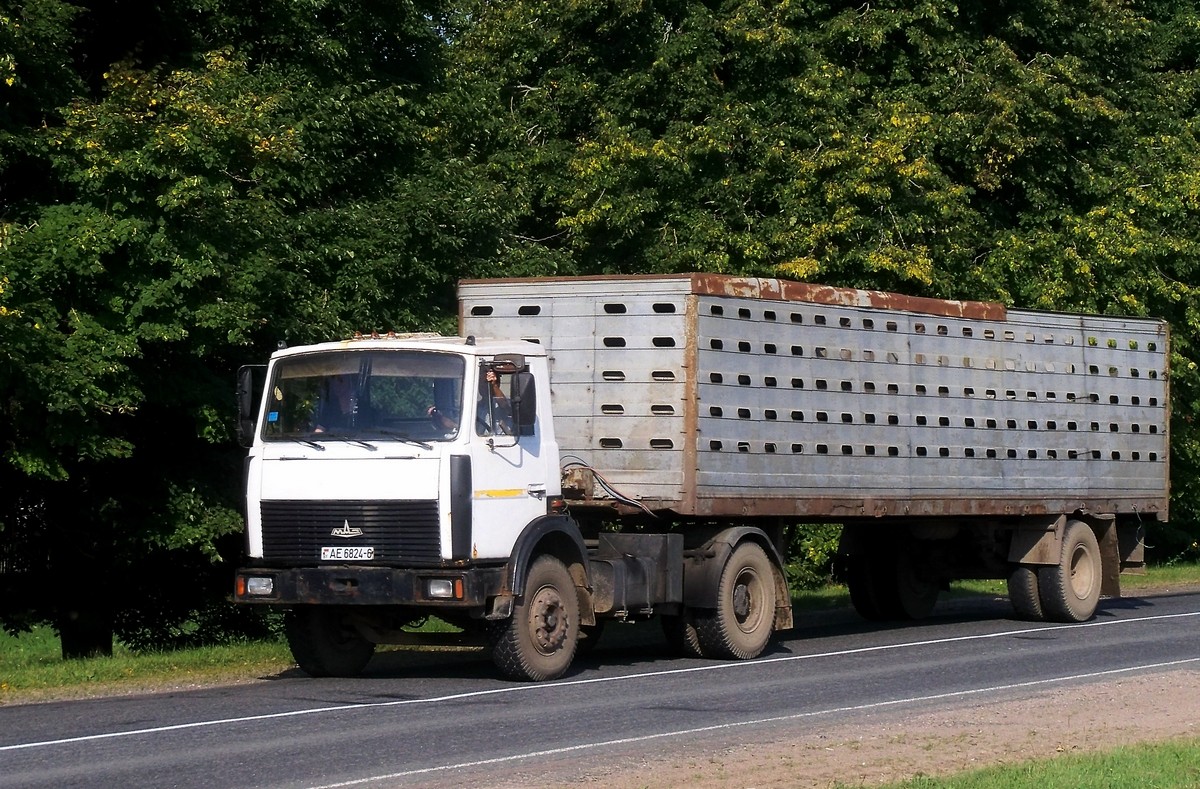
xmin=530 ymin=586 xmax=568 ymax=654
xmin=733 ymin=583 xmax=751 ymax=620
xmin=1069 ymin=544 xmax=1096 ymax=599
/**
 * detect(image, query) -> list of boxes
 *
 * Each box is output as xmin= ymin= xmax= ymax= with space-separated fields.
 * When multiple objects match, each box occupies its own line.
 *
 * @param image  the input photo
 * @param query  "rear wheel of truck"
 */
xmin=1038 ymin=520 xmax=1102 ymax=622
xmin=490 ymin=555 xmax=579 ymax=681
xmin=285 ymin=606 xmax=376 ymax=678
xmin=661 ymin=612 xmax=705 ymax=658
xmin=695 ymin=543 xmax=776 ymax=660
xmin=1007 ymin=564 xmax=1045 ymax=620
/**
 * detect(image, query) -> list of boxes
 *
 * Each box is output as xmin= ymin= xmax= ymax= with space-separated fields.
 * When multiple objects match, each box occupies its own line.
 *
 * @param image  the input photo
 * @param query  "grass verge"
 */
xmin=0 ymin=627 xmax=294 ymax=703
xmin=868 ymin=737 xmax=1200 ymax=789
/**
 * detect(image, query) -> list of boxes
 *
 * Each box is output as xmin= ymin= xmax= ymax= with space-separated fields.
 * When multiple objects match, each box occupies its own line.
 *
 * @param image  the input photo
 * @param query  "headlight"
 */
xmin=243 ymin=576 xmax=274 ymax=596
xmin=425 ymin=578 xmax=464 ymax=599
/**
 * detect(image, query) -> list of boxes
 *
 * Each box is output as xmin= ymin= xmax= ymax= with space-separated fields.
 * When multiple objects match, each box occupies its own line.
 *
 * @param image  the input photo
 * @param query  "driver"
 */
xmin=428 ymin=368 xmax=511 ymax=436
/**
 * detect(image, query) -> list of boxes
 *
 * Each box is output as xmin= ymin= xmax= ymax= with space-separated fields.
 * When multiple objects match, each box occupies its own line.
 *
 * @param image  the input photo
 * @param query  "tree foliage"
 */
xmin=0 ymin=0 xmax=483 ymax=652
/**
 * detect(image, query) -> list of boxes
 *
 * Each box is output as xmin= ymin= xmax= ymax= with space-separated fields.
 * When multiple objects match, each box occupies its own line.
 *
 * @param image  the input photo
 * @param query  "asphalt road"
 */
xmin=2 ymin=590 xmax=1198 ymax=788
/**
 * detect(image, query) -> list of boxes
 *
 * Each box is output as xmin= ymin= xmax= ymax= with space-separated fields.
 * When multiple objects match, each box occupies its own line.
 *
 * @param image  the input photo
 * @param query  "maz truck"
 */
xmin=234 ymin=274 xmax=1169 ymax=681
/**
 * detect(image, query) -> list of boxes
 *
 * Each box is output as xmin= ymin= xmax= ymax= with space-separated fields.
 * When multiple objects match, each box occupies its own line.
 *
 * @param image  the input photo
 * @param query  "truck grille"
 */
xmin=260 ymin=500 xmax=441 ymax=565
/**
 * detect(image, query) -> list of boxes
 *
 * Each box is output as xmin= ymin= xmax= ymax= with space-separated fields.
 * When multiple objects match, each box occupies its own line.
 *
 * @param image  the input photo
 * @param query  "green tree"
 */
xmin=0 ymin=0 xmax=491 ymax=655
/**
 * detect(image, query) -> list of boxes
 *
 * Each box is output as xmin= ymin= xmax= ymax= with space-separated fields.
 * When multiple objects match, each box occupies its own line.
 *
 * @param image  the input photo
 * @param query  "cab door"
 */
xmin=466 ymin=362 xmax=552 ymax=560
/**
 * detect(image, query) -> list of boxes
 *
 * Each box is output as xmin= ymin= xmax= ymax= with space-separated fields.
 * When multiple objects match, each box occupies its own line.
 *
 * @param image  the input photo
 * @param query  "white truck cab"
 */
xmin=234 ymin=333 xmax=588 ymax=680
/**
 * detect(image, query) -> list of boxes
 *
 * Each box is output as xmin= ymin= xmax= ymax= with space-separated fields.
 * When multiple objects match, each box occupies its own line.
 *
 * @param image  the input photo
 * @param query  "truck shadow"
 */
xmin=257 ymin=588 xmax=1193 ymax=685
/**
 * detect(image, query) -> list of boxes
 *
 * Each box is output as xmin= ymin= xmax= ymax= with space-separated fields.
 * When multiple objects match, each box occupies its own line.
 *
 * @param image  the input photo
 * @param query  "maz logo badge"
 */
xmin=331 ymin=520 xmax=364 ymax=538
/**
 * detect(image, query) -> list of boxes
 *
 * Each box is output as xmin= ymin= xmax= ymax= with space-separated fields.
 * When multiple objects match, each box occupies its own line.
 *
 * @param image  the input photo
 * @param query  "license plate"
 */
xmin=321 ymin=546 xmax=375 ymax=561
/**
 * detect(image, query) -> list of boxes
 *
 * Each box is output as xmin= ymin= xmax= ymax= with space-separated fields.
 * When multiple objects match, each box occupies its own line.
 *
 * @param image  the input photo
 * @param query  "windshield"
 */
xmin=262 ymin=350 xmax=465 ymax=442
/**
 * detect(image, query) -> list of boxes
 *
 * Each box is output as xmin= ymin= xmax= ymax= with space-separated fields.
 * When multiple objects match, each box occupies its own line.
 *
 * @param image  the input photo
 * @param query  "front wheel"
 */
xmin=490 ymin=555 xmax=579 ymax=681
xmin=1038 ymin=520 xmax=1102 ymax=623
xmin=695 ymin=543 xmax=777 ymax=660
xmin=285 ymin=606 xmax=376 ymax=678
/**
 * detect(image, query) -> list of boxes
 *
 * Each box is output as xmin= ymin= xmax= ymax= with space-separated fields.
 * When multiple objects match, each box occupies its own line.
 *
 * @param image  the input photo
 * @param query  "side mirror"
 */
xmin=236 ymin=365 xmax=266 ymax=447
xmin=492 ymin=353 xmax=527 ymax=374
xmin=511 ymin=371 xmax=536 ymax=436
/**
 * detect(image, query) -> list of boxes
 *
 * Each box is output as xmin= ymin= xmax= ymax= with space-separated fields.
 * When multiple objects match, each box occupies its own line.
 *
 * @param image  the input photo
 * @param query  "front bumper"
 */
xmin=234 ymin=565 xmax=507 ymax=608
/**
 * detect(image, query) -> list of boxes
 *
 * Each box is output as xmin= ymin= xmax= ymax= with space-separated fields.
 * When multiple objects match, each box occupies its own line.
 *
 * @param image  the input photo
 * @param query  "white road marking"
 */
xmin=2 ymin=609 xmax=1197 ymax=755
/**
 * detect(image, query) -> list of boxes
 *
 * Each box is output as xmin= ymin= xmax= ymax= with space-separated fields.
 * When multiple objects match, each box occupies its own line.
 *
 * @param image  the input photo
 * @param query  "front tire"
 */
xmin=285 ymin=606 xmax=376 ymax=678
xmin=695 ymin=543 xmax=777 ymax=660
xmin=490 ymin=555 xmax=579 ymax=681
xmin=1038 ymin=520 xmax=1102 ymax=623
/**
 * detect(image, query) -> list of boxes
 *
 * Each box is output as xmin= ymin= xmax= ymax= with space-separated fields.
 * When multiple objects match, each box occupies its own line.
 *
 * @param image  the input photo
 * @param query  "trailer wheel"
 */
xmin=1038 ymin=520 xmax=1102 ymax=622
xmin=285 ymin=607 xmax=376 ymax=678
xmin=1007 ymin=564 xmax=1045 ymax=621
xmin=695 ymin=543 xmax=776 ymax=660
xmin=661 ymin=612 xmax=705 ymax=658
xmin=490 ymin=555 xmax=578 ymax=681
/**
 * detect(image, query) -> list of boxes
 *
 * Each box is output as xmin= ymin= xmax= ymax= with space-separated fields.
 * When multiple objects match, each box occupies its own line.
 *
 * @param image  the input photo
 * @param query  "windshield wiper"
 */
xmin=319 ymin=434 xmax=379 ymax=451
xmin=374 ymin=429 xmax=433 ymax=450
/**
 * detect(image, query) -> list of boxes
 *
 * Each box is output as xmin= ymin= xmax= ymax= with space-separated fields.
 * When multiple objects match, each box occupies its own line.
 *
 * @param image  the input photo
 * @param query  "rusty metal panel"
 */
xmin=458 ymin=275 xmax=1170 ymax=522
xmin=687 ymin=273 xmax=1008 ymax=321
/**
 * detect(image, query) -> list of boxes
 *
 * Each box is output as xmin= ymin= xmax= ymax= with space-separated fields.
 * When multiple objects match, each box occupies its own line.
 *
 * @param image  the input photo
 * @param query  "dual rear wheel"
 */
xmin=1008 ymin=520 xmax=1102 ymax=623
xmin=693 ymin=543 xmax=778 ymax=660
